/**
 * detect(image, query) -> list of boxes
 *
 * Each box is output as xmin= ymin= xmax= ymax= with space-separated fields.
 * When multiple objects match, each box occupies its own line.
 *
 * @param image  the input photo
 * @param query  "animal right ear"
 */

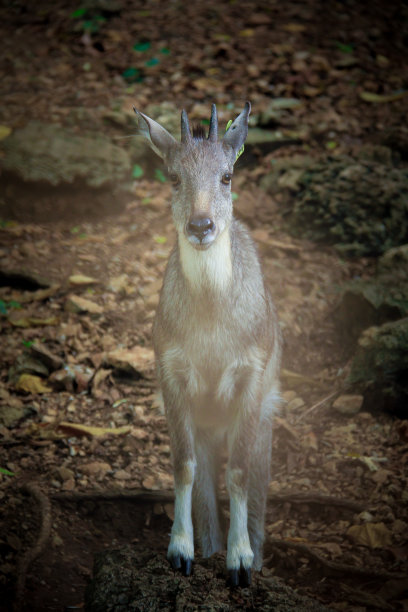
xmin=134 ymin=108 xmax=177 ymax=159
xmin=222 ymin=102 xmax=251 ymax=163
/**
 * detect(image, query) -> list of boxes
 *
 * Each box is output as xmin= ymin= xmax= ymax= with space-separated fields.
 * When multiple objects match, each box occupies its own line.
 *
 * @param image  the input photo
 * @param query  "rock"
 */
xmin=332 ymin=394 xmax=364 ymax=415
xmin=85 ymin=548 xmax=332 ymax=612
xmin=260 ymin=155 xmax=314 ymax=195
xmin=279 ymin=155 xmax=408 ymax=256
xmin=349 ymin=317 xmax=408 ymax=416
xmin=2 ymin=121 xmax=131 ymax=188
xmin=65 ymin=295 xmax=104 ymax=316
xmin=335 ymin=244 xmax=408 ymax=343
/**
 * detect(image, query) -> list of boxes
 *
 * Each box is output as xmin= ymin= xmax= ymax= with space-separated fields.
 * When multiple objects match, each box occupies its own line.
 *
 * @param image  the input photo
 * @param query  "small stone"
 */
xmin=114 ymin=469 xmax=131 ymax=480
xmin=55 ymin=466 xmax=74 ymax=482
xmin=62 ymin=478 xmax=75 ymax=491
xmin=131 ymin=427 xmax=148 ymax=440
xmin=0 ymin=404 xmax=28 ymax=427
xmin=282 ymin=390 xmax=297 ymax=402
xmin=81 ymin=461 xmax=112 ymax=478
xmin=333 ymin=394 xmax=364 ymax=415
xmin=287 ymin=397 xmax=305 ymax=411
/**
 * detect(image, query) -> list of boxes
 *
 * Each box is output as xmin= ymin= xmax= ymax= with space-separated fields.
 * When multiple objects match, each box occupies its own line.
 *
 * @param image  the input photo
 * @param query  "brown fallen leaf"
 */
xmin=347 ymin=522 xmax=392 ymax=548
xmin=57 ymin=421 xmax=131 ymax=438
xmin=8 ymin=315 xmax=59 ymax=328
xmin=360 ymin=90 xmax=408 ymax=103
xmin=65 ymin=295 xmax=103 ymax=315
xmin=15 ymin=374 xmax=52 ymax=394
xmin=18 ymin=284 xmax=61 ymax=303
xmin=104 ymin=346 xmax=154 ymax=375
xmin=68 ymin=274 xmax=99 ymax=286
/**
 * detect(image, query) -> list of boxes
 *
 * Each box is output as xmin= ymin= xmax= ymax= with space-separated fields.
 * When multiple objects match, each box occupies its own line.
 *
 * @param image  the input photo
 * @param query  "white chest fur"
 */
xmin=178 ymin=231 xmax=232 ymax=293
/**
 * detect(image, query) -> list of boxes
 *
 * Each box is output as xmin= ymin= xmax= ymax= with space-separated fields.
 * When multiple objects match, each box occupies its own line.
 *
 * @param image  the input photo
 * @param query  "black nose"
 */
xmin=186 ymin=217 xmax=215 ymax=240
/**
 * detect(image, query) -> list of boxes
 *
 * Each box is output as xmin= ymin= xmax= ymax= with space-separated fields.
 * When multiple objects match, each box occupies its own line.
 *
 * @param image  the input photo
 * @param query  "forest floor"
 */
xmin=0 ymin=1 xmax=407 ymax=611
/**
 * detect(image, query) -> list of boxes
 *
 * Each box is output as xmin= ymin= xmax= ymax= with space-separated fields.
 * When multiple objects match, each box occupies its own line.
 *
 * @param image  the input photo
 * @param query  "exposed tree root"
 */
xmin=52 ymin=487 xmax=364 ymax=512
xmin=269 ymin=537 xmax=405 ymax=581
xmin=14 ymin=483 xmax=52 ymax=612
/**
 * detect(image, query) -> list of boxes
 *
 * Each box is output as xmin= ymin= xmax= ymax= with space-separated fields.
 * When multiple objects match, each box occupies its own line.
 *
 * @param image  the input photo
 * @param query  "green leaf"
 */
xmin=70 ymin=226 xmax=80 ymax=234
xmin=132 ymin=164 xmax=144 ymax=179
xmin=231 ymin=192 xmax=239 ymax=201
xmin=22 ymin=340 xmax=34 ymax=348
xmin=8 ymin=300 xmax=21 ymax=309
xmin=70 ymin=7 xmax=87 ymax=18
xmin=0 ymin=467 xmax=15 ymax=476
xmin=133 ymin=41 xmax=151 ymax=52
xmin=159 ymin=47 xmax=170 ymax=55
xmin=335 ymin=41 xmax=354 ymax=54
xmin=141 ymin=197 xmax=152 ymax=205
xmin=154 ymin=235 xmax=167 ymax=244
xmin=326 ymin=140 xmax=338 ymax=150
xmin=83 ymin=19 xmax=98 ymax=32
xmin=122 ymin=67 xmax=143 ymax=83
xmin=145 ymin=57 xmax=159 ymax=67
xmin=154 ymin=169 xmax=167 ymax=183
xmin=0 ymin=300 xmax=7 ymax=315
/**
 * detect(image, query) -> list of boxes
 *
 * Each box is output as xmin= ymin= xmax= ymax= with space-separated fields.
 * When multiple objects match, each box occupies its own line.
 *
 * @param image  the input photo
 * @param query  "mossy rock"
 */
xmin=335 ymin=244 xmax=408 ymax=343
xmin=349 ymin=317 xmax=408 ymax=416
xmin=278 ymin=155 xmax=408 ymax=256
xmin=1 ymin=121 xmax=131 ymax=188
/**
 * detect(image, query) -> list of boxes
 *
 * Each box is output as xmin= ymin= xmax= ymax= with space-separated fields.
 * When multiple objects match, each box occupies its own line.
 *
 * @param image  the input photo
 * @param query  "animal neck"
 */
xmin=178 ymin=229 xmax=233 ymax=294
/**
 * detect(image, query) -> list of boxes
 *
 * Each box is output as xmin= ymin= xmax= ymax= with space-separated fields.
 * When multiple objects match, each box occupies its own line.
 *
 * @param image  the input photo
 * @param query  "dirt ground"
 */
xmin=1 ymin=1 xmax=408 ymax=611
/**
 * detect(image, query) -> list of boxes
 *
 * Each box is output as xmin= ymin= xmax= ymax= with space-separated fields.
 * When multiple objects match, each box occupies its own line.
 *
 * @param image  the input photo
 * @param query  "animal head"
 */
xmin=135 ymin=103 xmax=251 ymax=250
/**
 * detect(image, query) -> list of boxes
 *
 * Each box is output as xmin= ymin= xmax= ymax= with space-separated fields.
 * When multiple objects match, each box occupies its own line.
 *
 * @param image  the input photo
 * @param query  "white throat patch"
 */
xmin=179 ymin=230 xmax=232 ymax=293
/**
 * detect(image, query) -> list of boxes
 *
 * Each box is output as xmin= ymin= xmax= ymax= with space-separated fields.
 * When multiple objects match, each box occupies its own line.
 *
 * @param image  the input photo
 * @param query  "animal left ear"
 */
xmin=222 ymin=101 xmax=251 ymax=163
xmin=134 ymin=108 xmax=177 ymax=160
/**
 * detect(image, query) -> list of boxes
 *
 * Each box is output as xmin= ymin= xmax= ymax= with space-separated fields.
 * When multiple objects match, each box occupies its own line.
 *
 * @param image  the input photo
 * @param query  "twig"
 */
xmin=14 ymin=484 xmax=52 ymax=612
xmin=294 ymin=390 xmax=339 ymax=423
xmin=268 ymin=537 xmax=405 ymax=581
xmin=52 ymin=488 xmax=363 ymax=512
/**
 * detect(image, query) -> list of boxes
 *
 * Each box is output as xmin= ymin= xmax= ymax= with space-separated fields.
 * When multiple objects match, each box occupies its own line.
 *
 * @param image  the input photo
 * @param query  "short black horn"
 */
xmin=181 ymin=109 xmax=192 ymax=143
xmin=208 ymin=104 xmax=218 ymax=142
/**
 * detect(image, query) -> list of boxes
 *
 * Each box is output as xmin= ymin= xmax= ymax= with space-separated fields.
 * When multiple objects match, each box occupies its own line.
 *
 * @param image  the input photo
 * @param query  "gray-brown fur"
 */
xmin=135 ymin=102 xmax=281 ymax=587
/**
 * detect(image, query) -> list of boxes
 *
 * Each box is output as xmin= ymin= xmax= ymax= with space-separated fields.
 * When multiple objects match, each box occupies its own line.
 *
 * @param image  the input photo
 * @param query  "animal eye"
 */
xmin=169 ymin=173 xmax=180 ymax=187
xmin=222 ymin=173 xmax=232 ymax=185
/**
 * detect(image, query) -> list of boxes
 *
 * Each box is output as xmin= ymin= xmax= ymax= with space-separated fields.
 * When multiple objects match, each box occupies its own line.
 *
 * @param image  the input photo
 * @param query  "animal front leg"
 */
xmin=168 ymin=458 xmax=196 ymax=576
xmin=164 ymin=387 xmax=196 ymax=576
xmin=226 ymin=403 xmax=260 ymax=587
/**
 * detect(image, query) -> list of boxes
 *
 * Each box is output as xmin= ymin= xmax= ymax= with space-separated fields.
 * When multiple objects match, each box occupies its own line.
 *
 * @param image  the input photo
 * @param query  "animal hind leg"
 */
xmin=193 ymin=431 xmax=224 ymax=558
xmin=247 ymin=403 xmax=274 ymax=571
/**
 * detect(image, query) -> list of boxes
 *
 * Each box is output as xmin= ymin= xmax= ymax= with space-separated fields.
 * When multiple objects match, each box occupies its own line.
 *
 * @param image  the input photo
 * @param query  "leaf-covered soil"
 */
xmin=1 ymin=1 xmax=408 ymax=611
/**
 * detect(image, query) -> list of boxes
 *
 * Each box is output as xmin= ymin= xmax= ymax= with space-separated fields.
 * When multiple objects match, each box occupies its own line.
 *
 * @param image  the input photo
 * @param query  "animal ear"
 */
xmin=134 ymin=108 xmax=177 ymax=159
xmin=222 ymin=101 xmax=251 ymax=163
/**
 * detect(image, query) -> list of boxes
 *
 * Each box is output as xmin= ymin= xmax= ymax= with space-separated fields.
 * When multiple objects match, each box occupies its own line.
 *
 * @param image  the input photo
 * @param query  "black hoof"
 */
xmin=168 ymin=554 xmax=193 ymax=576
xmin=228 ymin=566 xmax=251 ymax=588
